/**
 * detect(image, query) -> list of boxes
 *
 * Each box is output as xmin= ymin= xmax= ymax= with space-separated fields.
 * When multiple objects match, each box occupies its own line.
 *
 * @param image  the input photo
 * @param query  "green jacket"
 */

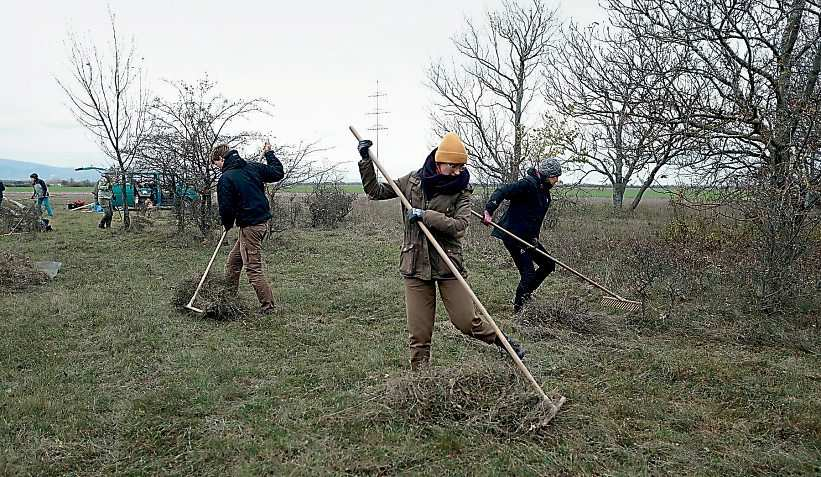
xmin=359 ymin=157 xmax=472 ymax=281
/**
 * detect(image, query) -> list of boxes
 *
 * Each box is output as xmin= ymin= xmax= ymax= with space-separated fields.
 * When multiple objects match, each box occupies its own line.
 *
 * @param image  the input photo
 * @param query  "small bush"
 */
xmin=307 ymin=182 xmax=355 ymax=228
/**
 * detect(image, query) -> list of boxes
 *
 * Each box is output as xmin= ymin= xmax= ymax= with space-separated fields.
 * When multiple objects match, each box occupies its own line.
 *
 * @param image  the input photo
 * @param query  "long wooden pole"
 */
xmin=350 ymin=126 xmax=564 ymax=410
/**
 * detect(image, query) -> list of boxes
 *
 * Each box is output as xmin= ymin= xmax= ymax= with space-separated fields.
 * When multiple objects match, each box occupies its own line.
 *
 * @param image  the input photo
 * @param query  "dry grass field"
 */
xmin=0 ymin=190 xmax=819 ymax=475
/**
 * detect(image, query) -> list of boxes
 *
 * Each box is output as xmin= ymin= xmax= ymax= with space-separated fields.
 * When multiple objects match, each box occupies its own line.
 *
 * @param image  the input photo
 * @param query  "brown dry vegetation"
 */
xmin=0 ymin=191 xmax=818 ymax=475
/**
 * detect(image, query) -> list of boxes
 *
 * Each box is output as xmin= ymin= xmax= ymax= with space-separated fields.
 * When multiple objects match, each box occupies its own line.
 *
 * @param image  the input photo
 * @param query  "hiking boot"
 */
xmin=512 ymin=292 xmax=532 ymax=313
xmin=495 ymin=333 xmax=527 ymax=360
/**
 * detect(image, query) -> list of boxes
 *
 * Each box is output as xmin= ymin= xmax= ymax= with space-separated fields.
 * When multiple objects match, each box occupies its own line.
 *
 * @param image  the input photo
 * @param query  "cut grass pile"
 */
xmin=375 ymin=358 xmax=560 ymax=439
xmin=171 ymin=274 xmax=249 ymax=321
xmin=0 ymin=250 xmax=48 ymax=292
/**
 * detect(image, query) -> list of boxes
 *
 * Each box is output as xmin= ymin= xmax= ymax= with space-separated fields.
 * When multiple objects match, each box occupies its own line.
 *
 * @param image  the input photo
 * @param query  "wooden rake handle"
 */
xmin=350 ymin=126 xmax=554 ymax=403
xmin=470 ymin=210 xmax=629 ymax=302
xmin=186 ymin=229 xmax=228 ymax=312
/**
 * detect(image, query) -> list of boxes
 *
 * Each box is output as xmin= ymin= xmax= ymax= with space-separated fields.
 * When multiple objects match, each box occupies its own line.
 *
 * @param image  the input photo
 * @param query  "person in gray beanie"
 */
xmin=482 ymin=157 xmax=562 ymax=312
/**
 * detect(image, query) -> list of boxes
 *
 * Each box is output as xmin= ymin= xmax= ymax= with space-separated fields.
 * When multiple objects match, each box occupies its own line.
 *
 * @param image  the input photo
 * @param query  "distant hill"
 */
xmin=0 ymin=158 xmax=100 ymax=182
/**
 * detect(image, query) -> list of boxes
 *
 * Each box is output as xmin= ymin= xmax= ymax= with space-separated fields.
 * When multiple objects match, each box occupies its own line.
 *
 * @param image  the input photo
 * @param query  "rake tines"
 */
xmin=600 ymin=296 xmax=642 ymax=312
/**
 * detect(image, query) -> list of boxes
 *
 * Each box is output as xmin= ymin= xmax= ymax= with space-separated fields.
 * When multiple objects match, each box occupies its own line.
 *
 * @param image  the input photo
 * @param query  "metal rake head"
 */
xmin=600 ymin=296 xmax=642 ymax=312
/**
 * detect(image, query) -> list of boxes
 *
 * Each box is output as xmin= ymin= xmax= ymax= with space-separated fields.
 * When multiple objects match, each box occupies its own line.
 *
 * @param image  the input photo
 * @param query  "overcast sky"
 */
xmin=1 ymin=0 xmax=604 ymax=180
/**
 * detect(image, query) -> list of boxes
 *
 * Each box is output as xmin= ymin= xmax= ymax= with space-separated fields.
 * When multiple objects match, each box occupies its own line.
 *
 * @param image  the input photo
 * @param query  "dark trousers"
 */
xmin=99 ymin=200 xmax=113 ymax=228
xmin=503 ymin=239 xmax=556 ymax=307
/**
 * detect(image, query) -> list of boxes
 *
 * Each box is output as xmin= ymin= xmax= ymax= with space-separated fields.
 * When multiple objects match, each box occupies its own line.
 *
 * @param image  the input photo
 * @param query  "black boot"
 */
xmin=495 ymin=333 xmax=526 ymax=360
xmin=512 ymin=291 xmax=532 ymax=313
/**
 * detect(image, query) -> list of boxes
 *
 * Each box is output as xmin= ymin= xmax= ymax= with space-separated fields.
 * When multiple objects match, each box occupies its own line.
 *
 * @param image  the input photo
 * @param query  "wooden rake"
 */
xmin=350 ymin=125 xmax=566 ymax=422
xmin=470 ymin=210 xmax=641 ymax=312
xmin=185 ymin=230 xmax=228 ymax=313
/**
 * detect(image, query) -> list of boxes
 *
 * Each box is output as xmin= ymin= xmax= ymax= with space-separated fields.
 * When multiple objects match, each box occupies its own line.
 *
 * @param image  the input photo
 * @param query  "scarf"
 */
xmin=420 ymin=149 xmax=470 ymax=199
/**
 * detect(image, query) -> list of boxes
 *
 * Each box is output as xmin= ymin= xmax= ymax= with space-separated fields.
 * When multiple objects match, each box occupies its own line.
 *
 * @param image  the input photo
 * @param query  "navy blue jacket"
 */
xmin=217 ymin=149 xmax=284 ymax=229
xmin=484 ymin=168 xmax=551 ymax=242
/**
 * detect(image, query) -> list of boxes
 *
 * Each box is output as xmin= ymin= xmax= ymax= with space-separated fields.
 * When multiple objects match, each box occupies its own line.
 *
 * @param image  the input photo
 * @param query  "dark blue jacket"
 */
xmin=217 ymin=149 xmax=284 ymax=229
xmin=484 ymin=168 xmax=551 ymax=242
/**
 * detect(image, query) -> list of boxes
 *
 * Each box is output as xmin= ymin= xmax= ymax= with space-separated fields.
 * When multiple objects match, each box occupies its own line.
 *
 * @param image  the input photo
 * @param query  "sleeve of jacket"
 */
xmin=358 ymin=157 xmax=401 ymax=200
xmin=484 ymin=179 xmax=528 ymax=214
xmin=217 ymin=176 xmax=236 ymax=229
xmin=259 ymin=150 xmax=285 ymax=183
xmin=422 ymin=189 xmax=472 ymax=238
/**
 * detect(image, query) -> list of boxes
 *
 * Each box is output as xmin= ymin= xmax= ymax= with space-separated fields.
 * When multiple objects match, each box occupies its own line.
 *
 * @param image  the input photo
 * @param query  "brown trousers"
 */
xmin=404 ymin=277 xmax=498 ymax=368
xmin=225 ymin=223 xmax=274 ymax=308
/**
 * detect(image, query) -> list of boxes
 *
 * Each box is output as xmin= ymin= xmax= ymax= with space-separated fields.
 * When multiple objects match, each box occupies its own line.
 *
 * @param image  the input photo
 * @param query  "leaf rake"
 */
xmin=470 ymin=210 xmax=642 ymax=313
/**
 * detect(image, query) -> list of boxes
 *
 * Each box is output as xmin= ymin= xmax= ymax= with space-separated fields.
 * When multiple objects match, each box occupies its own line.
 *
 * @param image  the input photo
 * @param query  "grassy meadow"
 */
xmin=0 ymin=191 xmax=819 ymax=476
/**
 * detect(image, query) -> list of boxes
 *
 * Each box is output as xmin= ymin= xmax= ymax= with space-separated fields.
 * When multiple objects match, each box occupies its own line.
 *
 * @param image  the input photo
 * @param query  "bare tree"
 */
xmin=139 ymin=130 xmax=190 ymax=232
xmin=546 ymin=23 xmax=701 ymax=209
xmin=148 ymin=77 xmax=270 ymax=237
xmin=259 ymin=140 xmax=336 ymax=233
xmin=427 ymin=0 xmax=559 ymax=183
xmin=607 ymin=0 xmax=821 ymax=187
xmin=57 ymin=11 xmax=151 ymax=229
xmin=607 ymin=0 xmax=821 ymax=307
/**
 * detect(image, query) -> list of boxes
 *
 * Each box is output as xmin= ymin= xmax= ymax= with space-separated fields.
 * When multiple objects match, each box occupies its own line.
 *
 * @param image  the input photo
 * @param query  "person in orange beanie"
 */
xmin=357 ymin=132 xmax=526 ymax=369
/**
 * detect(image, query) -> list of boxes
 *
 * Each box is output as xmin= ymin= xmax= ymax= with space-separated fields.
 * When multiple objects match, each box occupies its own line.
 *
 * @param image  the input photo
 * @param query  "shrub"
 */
xmin=307 ymin=181 xmax=355 ymax=228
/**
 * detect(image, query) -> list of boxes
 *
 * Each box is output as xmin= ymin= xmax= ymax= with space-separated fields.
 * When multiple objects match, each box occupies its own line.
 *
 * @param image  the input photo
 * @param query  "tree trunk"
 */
xmin=612 ymin=182 xmax=626 ymax=208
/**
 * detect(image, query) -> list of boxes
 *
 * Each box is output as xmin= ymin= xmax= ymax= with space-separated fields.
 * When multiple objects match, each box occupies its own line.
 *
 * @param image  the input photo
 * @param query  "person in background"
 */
xmin=481 ymin=158 xmax=562 ymax=312
xmin=96 ymin=174 xmax=114 ymax=229
xmin=30 ymin=173 xmax=54 ymax=231
xmin=0 ymin=180 xmax=5 ymax=208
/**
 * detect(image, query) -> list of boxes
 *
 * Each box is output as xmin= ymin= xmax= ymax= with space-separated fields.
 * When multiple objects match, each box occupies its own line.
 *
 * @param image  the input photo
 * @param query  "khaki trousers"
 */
xmin=225 ymin=223 xmax=274 ymax=308
xmin=404 ymin=277 xmax=497 ymax=368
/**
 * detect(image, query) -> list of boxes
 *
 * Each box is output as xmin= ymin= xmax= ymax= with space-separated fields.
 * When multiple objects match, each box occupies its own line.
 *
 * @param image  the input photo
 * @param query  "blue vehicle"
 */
xmin=76 ymin=168 xmax=200 ymax=209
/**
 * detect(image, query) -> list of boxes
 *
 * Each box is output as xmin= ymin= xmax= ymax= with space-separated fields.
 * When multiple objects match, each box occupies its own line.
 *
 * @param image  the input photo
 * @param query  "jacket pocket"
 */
xmin=399 ymin=243 xmax=416 ymax=275
xmin=444 ymin=247 xmax=465 ymax=276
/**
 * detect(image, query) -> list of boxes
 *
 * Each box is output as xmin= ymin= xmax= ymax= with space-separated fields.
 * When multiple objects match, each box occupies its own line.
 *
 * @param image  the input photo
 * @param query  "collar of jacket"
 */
xmin=222 ymin=150 xmax=246 ymax=171
xmin=526 ymin=167 xmax=552 ymax=191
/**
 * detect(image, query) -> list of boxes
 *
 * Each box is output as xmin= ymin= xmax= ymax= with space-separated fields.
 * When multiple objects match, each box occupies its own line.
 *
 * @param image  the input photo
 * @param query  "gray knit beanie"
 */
xmin=538 ymin=157 xmax=562 ymax=177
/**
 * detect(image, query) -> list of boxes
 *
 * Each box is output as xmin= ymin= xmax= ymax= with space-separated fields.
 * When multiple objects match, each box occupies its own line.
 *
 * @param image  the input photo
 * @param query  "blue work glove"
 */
xmin=357 ymin=139 xmax=373 ymax=160
xmin=406 ymin=208 xmax=425 ymax=224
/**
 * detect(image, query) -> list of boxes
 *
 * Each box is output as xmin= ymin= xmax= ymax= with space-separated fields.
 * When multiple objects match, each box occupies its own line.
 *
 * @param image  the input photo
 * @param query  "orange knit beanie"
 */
xmin=434 ymin=132 xmax=468 ymax=164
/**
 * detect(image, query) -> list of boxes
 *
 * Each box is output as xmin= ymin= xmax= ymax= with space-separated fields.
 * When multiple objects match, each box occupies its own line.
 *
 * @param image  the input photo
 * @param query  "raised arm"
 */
xmin=259 ymin=150 xmax=285 ymax=183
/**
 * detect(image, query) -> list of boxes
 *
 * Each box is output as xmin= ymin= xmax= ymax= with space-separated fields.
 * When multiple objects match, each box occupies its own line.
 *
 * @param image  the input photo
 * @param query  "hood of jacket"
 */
xmin=222 ymin=149 xmax=246 ymax=171
xmin=526 ymin=167 xmax=552 ymax=190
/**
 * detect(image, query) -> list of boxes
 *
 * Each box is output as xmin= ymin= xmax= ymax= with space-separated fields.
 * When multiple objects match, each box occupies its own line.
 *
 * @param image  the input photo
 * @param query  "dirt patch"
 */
xmin=171 ymin=275 xmax=249 ymax=321
xmin=0 ymin=251 xmax=49 ymax=292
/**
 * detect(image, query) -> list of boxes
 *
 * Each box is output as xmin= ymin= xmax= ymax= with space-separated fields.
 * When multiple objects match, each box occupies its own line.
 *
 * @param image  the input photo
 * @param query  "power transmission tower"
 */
xmin=367 ymin=80 xmax=389 ymax=157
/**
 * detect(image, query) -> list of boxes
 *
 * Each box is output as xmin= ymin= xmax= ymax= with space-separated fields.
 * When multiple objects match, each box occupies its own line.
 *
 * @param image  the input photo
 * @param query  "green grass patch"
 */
xmin=0 ymin=205 xmax=818 ymax=475
xmin=3 ymin=186 xmax=94 ymax=193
